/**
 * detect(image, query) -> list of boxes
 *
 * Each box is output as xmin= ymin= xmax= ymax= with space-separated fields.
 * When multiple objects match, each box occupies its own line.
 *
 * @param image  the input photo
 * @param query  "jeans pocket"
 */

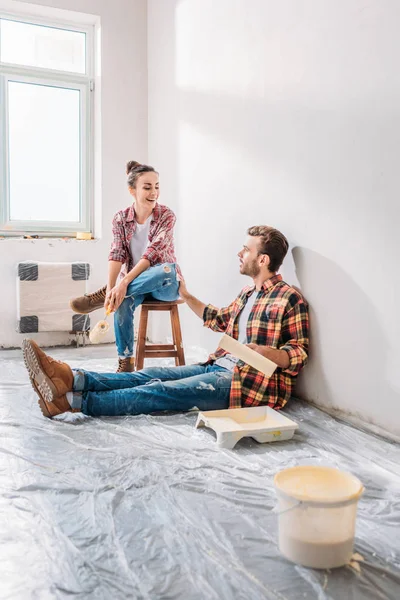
xmin=216 ymin=372 xmax=233 ymax=398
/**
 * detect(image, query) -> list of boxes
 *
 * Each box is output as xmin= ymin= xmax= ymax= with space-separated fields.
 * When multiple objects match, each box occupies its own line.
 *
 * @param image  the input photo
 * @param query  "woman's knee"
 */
xmin=161 ymin=263 xmax=176 ymax=274
xmin=152 ymin=263 xmax=176 ymax=277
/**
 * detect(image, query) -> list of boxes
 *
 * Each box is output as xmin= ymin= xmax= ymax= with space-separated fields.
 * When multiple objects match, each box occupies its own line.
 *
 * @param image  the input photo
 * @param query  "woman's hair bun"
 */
xmin=126 ymin=160 xmax=141 ymax=175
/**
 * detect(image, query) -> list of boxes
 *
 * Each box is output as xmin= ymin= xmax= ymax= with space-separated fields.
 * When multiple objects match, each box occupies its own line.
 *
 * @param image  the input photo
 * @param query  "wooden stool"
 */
xmin=135 ymin=299 xmax=186 ymax=370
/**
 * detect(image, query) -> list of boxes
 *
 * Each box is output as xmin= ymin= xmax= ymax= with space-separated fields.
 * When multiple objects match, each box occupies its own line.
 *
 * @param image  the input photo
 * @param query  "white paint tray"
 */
xmin=195 ymin=406 xmax=298 ymax=449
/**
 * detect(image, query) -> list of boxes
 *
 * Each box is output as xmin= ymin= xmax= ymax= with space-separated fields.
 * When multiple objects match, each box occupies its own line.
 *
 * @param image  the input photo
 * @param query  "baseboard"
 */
xmin=300 ymin=397 xmax=400 ymax=444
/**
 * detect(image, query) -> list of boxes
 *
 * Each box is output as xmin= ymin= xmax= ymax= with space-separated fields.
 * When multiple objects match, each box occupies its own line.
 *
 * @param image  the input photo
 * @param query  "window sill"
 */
xmin=0 ymin=234 xmax=97 ymax=241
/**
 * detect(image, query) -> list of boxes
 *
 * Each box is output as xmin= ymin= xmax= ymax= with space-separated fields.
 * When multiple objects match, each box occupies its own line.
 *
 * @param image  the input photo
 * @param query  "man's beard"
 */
xmin=242 ymin=259 xmax=260 ymax=278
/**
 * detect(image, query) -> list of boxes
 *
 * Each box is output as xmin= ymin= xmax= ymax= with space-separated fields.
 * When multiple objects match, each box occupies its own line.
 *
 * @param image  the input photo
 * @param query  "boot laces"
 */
xmin=88 ymin=286 xmax=106 ymax=304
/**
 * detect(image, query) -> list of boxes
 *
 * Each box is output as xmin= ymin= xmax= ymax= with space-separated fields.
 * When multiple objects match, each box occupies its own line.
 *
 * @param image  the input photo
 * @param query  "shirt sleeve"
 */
xmin=108 ymin=212 xmax=127 ymax=263
xmin=203 ymin=300 xmax=237 ymax=333
xmin=279 ymin=300 xmax=309 ymax=376
xmin=142 ymin=210 xmax=176 ymax=266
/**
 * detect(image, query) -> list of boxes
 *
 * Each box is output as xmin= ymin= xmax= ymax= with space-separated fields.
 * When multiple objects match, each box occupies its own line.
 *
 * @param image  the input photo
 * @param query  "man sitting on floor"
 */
xmin=22 ymin=226 xmax=309 ymax=419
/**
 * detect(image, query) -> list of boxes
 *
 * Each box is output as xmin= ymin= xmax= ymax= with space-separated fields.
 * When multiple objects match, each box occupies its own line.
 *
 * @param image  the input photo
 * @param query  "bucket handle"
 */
xmin=273 ymin=499 xmax=302 ymax=515
xmin=274 ymin=489 xmax=364 ymax=512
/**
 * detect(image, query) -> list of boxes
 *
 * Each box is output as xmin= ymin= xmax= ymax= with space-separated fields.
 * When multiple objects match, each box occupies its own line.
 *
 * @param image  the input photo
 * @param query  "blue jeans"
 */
xmin=114 ymin=263 xmax=180 ymax=358
xmin=73 ymin=364 xmax=232 ymax=417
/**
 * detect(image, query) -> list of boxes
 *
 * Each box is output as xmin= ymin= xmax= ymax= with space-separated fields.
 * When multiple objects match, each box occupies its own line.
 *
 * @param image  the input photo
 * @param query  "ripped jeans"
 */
xmin=72 ymin=364 xmax=232 ymax=416
xmin=114 ymin=263 xmax=180 ymax=358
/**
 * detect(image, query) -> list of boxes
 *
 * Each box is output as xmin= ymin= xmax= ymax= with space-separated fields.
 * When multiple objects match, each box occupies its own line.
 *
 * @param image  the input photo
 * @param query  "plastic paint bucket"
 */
xmin=274 ymin=466 xmax=364 ymax=569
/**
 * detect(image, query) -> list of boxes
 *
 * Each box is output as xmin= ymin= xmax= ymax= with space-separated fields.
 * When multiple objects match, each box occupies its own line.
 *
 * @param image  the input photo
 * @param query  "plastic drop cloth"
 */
xmin=0 ymin=345 xmax=399 ymax=600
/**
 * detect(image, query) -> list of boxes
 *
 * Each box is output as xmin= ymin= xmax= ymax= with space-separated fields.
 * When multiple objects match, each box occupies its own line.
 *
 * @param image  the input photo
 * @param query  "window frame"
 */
xmin=0 ymin=11 xmax=94 ymax=236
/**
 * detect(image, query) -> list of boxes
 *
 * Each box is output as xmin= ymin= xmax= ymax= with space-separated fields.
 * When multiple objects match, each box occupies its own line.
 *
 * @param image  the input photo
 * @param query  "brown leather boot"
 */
xmin=70 ymin=285 xmax=107 ymax=314
xmin=22 ymin=339 xmax=74 ymax=403
xmin=117 ymin=357 xmax=135 ymax=373
xmin=32 ymin=378 xmax=74 ymax=419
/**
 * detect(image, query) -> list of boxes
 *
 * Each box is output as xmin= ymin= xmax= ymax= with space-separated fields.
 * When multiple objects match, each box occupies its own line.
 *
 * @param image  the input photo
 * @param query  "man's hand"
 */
xmin=246 ymin=343 xmax=290 ymax=369
xmin=105 ymin=281 xmax=128 ymax=313
xmin=246 ymin=343 xmax=263 ymax=355
xmin=178 ymin=278 xmax=190 ymax=301
xmin=178 ymin=277 xmax=206 ymax=319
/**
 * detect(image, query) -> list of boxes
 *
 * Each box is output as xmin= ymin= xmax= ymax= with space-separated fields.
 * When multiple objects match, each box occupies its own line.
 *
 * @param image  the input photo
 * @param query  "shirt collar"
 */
xmin=247 ymin=273 xmax=283 ymax=295
xmin=126 ymin=202 xmax=160 ymax=223
xmin=261 ymin=273 xmax=282 ymax=291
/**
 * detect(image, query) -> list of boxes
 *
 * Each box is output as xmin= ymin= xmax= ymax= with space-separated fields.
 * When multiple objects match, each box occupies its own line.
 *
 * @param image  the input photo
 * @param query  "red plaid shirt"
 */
xmin=108 ymin=203 xmax=180 ymax=278
xmin=203 ymin=275 xmax=309 ymax=409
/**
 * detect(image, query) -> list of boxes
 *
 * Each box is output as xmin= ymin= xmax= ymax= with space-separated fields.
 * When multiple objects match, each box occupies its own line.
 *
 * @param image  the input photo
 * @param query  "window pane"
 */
xmin=1 ymin=19 xmax=86 ymax=74
xmin=8 ymin=81 xmax=81 ymax=223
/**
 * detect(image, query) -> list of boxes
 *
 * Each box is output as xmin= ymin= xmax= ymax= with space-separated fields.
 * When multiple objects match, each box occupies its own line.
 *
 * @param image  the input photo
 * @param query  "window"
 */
xmin=0 ymin=14 xmax=94 ymax=235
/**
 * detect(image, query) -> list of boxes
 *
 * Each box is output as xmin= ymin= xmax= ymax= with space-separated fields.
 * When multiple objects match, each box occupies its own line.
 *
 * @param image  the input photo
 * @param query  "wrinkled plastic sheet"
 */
xmin=0 ymin=346 xmax=399 ymax=600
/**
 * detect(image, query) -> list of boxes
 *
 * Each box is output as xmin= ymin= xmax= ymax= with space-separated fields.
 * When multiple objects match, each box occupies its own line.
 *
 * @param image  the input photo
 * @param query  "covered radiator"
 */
xmin=17 ymin=261 xmax=91 ymax=333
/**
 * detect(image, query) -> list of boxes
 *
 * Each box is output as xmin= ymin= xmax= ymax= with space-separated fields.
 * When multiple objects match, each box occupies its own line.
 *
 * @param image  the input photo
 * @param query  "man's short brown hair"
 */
xmin=247 ymin=226 xmax=289 ymax=272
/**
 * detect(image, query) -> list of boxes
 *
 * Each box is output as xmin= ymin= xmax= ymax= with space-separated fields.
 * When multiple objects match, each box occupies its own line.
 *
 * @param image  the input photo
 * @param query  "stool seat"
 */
xmin=140 ymin=298 xmax=185 ymax=310
xmin=135 ymin=299 xmax=186 ymax=370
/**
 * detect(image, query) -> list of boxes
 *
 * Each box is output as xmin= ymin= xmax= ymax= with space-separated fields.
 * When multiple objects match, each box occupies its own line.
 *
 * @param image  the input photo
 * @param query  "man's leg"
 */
xmin=73 ymin=363 xmax=208 ymax=393
xmin=22 ymin=339 xmax=215 ymax=418
xmin=79 ymin=367 xmax=232 ymax=417
xmin=22 ymin=339 xmax=78 ymax=418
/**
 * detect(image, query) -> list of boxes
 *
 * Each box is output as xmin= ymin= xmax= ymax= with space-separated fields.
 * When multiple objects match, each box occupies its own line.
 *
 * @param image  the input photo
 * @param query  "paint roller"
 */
xmin=89 ymin=308 xmax=112 ymax=344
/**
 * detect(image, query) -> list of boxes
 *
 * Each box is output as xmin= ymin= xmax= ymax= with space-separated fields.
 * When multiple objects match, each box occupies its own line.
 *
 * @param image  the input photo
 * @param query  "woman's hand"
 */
xmin=104 ymin=286 xmax=111 ymax=311
xmin=105 ymin=281 xmax=128 ymax=313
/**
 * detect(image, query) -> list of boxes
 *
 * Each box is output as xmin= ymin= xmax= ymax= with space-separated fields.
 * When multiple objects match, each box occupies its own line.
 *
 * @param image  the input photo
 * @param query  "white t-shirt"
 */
xmin=215 ymin=292 xmax=257 ymax=371
xmin=130 ymin=217 xmax=151 ymax=266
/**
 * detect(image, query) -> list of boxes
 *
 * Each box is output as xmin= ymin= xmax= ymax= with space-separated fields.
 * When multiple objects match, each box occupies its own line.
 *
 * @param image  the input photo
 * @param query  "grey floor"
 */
xmin=0 ymin=345 xmax=399 ymax=600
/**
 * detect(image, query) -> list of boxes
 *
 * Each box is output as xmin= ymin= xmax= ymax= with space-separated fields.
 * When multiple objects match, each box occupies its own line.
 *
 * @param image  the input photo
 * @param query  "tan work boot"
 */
xmin=32 ymin=378 xmax=74 ymax=419
xmin=117 ymin=357 xmax=135 ymax=373
xmin=70 ymin=285 xmax=107 ymax=314
xmin=22 ymin=339 xmax=74 ymax=403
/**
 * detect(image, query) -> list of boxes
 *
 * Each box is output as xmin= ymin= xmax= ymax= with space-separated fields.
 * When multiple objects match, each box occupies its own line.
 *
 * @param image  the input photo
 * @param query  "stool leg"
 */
xmin=170 ymin=305 xmax=185 ymax=366
xmin=136 ymin=306 xmax=149 ymax=371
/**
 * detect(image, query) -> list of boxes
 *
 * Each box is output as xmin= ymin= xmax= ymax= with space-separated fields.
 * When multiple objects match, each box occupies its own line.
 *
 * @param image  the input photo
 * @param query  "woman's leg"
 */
xmin=113 ymin=263 xmax=180 ymax=358
xmin=125 ymin=263 xmax=179 ymax=301
xmin=114 ymin=294 xmax=145 ymax=358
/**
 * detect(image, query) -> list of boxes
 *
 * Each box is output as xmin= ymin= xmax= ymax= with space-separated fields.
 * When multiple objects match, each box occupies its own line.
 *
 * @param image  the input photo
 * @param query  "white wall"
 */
xmin=0 ymin=0 xmax=147 ymax=347
xmin=148 ymin=0 xmax=400 ymax=437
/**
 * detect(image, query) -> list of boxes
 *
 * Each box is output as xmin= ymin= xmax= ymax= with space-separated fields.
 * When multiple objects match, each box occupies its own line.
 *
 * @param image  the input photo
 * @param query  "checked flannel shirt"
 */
xmin=108 ymin=203 xmax=180 ymax=278
xmin=203 ymin=274 xmax=309 ymax=409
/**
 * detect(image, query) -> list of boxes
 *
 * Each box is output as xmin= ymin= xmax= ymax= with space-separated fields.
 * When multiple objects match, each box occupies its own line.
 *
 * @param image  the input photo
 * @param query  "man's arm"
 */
xmin=247 ymin=299 xmax=309 ymax=373
xmin=278 ymin=300 xmax=309 ymax=375
xmin=179 ymin=280 xmax=206 ymax=319
xmin=246 ymin=344 xmax=290 ymax=369
xmin=179 ymin=279 xmax=240 ymax=333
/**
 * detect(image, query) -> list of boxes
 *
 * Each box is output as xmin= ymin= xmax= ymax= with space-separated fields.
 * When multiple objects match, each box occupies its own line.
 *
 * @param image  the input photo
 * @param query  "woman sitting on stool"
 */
xmin=70 ymin=160 xmax=181 ymax=372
